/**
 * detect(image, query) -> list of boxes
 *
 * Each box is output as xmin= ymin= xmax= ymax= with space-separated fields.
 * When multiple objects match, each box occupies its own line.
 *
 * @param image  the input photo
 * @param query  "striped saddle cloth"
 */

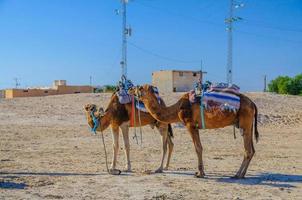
xmin=189 ymin=90 xmax=240 ymax=112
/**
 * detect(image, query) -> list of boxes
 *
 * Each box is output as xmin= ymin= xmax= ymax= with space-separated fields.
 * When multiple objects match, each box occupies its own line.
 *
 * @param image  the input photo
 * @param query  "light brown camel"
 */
xmin=84 ymin=92 xmax=174 ymax=173
xmin=129 ymin=84 xmax=259 ymax=178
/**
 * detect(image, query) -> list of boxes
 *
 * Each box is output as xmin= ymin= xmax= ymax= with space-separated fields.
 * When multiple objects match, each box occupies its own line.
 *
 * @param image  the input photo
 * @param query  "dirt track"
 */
xmin=1 ymin=92 xmax=302 ymax=199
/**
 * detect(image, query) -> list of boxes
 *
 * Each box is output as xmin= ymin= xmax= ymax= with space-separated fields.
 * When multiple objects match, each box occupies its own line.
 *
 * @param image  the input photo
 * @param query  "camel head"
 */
xmin=84 ymin=104 xmax=105 ymax=129
xmin=129 ymin=84 xmax=158 ymax=104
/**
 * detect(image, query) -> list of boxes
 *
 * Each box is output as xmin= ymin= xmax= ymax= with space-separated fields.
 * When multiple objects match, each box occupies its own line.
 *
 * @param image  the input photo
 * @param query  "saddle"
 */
xmin=117 ymin=88 xmax=153 ymax=113
xmin=189 ymin=83 xmax=241 ymax=113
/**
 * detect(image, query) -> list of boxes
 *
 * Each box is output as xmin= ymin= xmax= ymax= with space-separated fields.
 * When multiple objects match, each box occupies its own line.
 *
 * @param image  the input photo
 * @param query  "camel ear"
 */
xmin=98 ymin=107 xmax=105 ymax=116
xmin=84 ymin=104 xmax=90 ymax=111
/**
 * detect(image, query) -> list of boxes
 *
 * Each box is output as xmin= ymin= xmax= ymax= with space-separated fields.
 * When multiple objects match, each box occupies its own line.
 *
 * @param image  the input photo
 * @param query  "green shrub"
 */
xmin=103 ymin=85 xmax=117 ymax=92
xmin=268 ymin=73 xmax=302 ymax=95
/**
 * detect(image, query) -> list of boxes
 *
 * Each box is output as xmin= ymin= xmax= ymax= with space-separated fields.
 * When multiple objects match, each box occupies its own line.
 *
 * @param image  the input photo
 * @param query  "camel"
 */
xmin=129 ymin=84 xmax=259 ymax=178
xmin=84 ymin=92 xmax=174 ymax=173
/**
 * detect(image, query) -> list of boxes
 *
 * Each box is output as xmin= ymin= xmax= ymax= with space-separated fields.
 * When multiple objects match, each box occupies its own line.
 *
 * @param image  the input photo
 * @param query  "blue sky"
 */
xmin=0 ymin=0 xmax=301 ymax=91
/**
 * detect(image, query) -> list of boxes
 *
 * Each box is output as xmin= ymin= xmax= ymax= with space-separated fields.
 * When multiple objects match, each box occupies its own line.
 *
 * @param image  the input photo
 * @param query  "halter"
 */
xmin=90 ymin=107 xmax=100 ymax=134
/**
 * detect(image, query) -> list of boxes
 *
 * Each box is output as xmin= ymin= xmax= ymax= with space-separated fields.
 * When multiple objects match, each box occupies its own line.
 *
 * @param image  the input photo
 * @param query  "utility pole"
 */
xmin=225 ymin=0 xmax=243 ymax=85
xmin=263 ymin=75 xmax=267 ymax=92
xmin=117 ymin=0 xmax=132 ymax=81
xmin=13 ymin=78 xmax=20 ymax=89
xmin=200 ymin=59 xmax=207 ymax=83
xmin=89 ymin=76 xmax=92 ymax=86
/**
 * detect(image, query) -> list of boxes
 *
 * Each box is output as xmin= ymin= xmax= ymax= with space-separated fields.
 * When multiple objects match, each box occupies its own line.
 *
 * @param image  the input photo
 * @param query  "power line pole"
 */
xmin=14 ymin=78 xmax=20 ymax=89
xmin=118 ymin=0 xmax=132 ymax=80
xmin=263 ymin=75 xmax=267 ymax=92
xmin=200 ymin=59 xmax=207 ymax=83
xmin=225 ymin=0 xmax=243 ymax=85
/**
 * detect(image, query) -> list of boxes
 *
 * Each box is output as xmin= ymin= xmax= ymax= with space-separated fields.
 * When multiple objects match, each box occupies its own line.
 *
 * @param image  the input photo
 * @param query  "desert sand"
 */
xmin=1 ymin=92 xmax=302 ymax=199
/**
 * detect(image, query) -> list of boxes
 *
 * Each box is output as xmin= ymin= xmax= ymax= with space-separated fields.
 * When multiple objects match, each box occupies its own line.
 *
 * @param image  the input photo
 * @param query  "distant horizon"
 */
xmin=1 ymin=0 xmax=301 ymax=91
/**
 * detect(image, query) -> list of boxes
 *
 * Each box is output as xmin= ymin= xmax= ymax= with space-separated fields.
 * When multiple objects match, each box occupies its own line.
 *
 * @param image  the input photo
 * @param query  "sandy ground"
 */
xmin=0 ymin=92 xmax=302 ymax=200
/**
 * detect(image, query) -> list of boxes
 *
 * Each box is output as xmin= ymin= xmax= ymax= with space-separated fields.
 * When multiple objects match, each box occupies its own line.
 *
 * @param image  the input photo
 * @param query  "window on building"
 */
xmin=179 ymin=72 xmax=183 ymax=77
xmin=44 ymin=91 xmax=48 ymax=93
xmin=173 ymin=87 xmax=176 ymax=92
xmin=193 ymin=72 xmax=197 ymax=77
xmin=23 ymin=90 xmax=28 ymax=93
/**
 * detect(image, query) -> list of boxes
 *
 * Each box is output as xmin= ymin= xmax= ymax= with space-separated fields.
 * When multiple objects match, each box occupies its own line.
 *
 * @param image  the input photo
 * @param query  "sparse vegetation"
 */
xmin=268 ymin=73 xmax=302 ymax=95
xmin=103 ymin=85 xmax=117 ymax=92
xmin=94 ymin=85 xmax=117 ymax=93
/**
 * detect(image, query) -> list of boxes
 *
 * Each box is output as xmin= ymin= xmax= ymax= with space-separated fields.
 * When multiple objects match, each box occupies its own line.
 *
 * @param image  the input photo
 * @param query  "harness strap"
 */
xmin=200 ymin=92 xmax=206 ymax=129
xmin=131 ymin=95 xmax=139 ymax=144
xmin=136 ymin=99 xmax=143 ymax=146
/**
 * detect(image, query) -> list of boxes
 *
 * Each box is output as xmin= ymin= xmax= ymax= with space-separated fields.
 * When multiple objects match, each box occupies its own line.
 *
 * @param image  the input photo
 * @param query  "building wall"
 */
xmin=56 ymin=85 xmax=93 ymax=94
xmin=152 ymin=71 xmax=173 ymax=93
xmin=172 ymin=71 xmax=201 ymax=92
xmin=152 ymin=70 xmax=201 ymax=93
xmin=5 ymin=89 xmax=58 ymax=99
xmin=5 ymin=85 xmax=93 ymax=99
xmin=53 ymin=80 xmax=67 ymax=87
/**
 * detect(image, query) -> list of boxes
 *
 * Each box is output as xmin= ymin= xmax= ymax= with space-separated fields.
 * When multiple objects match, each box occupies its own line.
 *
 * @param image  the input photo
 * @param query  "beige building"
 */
xmin=152 ymin=70 xmax=202 ymax=93
xmin=4 ymin=80 xmax=93 ymax=99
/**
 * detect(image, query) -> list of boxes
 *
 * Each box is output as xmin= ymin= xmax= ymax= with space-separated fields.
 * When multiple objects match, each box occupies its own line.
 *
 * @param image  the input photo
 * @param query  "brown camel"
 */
xmin=129 ymin=84 xmax=259 ymax=178
xmin=84 ymin=92 xmax=174 ymax=173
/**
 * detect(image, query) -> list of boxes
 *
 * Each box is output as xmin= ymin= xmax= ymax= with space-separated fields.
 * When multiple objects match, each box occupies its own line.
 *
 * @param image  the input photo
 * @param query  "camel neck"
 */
xmin=99 ymin=111 xmax=111 ymax=132
xmin=144 ymin=96 xmax=183 ymax=123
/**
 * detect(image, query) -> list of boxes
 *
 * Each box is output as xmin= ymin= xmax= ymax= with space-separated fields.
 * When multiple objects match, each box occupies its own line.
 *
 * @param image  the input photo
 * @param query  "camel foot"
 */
xmin=194 ymin=171 xmax=205 ymax=178
xmin=231 ymin=174 xmax=244 ymax=179
xmin=124 ymin=165 xmax=132 ymax=172
xmin=109 ymin=168 xmax=121 ymax=175
xmin=163 ymin=166 xmax=169 ymax=170
xmin=123 ymin=168 xmax=132 ymax=173
xmin=155 ymin=168 xmax=164 ymax=173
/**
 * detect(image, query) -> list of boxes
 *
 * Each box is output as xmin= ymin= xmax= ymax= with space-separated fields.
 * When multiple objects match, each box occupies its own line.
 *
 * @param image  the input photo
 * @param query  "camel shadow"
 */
xmin=216 ymin=172 xmax=302 ymax=188
xmin=0 ymin=181 xmax=27 ymax=189
xmin=0 ymin=171 xmax=131 ymax=179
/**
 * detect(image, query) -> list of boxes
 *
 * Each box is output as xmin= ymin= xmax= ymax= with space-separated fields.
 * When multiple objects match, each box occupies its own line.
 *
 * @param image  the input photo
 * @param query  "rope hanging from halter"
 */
xmin=90 ymin=109 xmax=121 ymax=175
xmin=136 ymin=99 xmax=143 ymax=146
xmin=200 ymin=93 xmax=206 ymax=129
xmin=131 ymin=95 xmax=139 ymax=144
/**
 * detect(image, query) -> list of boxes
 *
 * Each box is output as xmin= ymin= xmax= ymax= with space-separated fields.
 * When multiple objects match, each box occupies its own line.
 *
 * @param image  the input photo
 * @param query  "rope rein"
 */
xmin=90 ymin=109 xmax=121 ymax=175
xmin=131 ymin=95 xmax=139 ymax=144
xmin=137 ymin=99 xmax=143 ymax=147
xmin=100 ymin=131 xmax=110 ymax=173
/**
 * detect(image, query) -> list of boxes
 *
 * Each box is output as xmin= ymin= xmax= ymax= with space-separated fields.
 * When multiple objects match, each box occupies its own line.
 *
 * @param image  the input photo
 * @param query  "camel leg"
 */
xmin=164 ymin=134 xmax=174 ymax=170
xmin=110 ymin=126 xmax=120 ymax=170
xmin=120 ymin=123 xmax=131 ymax=172
xmin=234 ymin=127 xmax=255 ymax=178
xmin=154 ymin=125 xmax=168 ymax=173
xmin=188 ymin=125 xmax=205 ymax=178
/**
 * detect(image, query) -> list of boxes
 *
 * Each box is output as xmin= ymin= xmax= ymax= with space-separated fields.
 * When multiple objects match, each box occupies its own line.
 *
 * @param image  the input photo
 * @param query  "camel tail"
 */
xmin=253 ymin=102 xmax=259 ymax=143
xmin=168 ymin=124 xmax=174 ymax=138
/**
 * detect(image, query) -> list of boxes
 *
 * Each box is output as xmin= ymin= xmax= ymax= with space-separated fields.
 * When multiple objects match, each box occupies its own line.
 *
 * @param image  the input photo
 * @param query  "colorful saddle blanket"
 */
xmin=118 ymin=89 xmax=132 ymax=104
xmin=117 ymin=87 xmax=161 ymax=113
xmin=209 ymin=83 xmax=240 ymax=94
xmin=189 ymin=90 xmax=240 ymax=112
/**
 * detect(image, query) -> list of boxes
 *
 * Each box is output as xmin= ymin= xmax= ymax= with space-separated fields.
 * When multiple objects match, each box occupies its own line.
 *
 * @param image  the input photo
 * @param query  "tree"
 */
xmin=268 ymin=76 xmax=290 ymax=94
xmin=268 ymin=74 xmax=302 ymax=95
